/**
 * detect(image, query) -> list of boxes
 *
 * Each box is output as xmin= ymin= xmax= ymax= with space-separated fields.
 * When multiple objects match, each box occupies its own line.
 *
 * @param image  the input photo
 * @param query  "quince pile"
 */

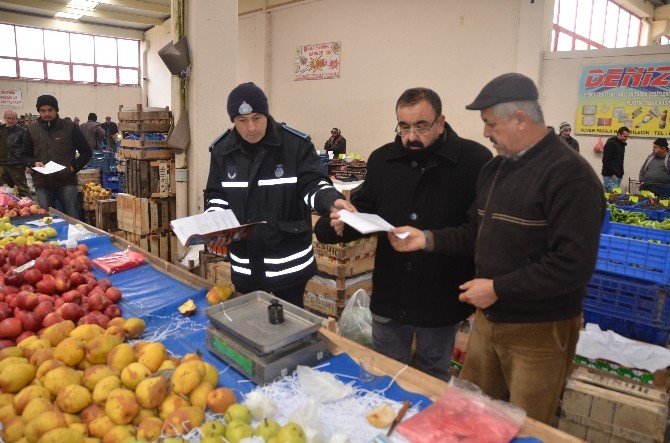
xmin=83 ymin=183 xmax=112 ymax=201
xmin=0 ymin=316 xmax=306 ymax=443
xmin=0 ymin=218 xmax=58 ymax=247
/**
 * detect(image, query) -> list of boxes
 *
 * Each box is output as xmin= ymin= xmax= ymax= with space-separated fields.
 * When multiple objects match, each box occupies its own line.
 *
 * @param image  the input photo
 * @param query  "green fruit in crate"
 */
xmin=43 ymin=217 xmax=53 ymax=224
xmin=225 ymin=420 xmax=253 ymax=443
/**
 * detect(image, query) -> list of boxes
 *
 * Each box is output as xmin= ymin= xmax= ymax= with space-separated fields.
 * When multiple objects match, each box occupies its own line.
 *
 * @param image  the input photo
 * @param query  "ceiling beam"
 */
xmin=95 ymin=0 xmax=170 ymax=15
xmin=0 ymin=0 xmax=164 ymax=25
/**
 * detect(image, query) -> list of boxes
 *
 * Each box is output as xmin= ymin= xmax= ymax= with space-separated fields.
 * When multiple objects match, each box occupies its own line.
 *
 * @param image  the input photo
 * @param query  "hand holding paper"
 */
xmin=32 ymin=161 xmax=66 ymax=175
xmin=337 ymin=209 xmax=409 ymax=238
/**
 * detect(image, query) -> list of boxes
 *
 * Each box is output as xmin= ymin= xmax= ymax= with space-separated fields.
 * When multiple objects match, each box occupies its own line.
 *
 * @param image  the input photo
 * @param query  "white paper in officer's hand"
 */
xmin=32 ymin=161 xmax=66 ymax=175
xmin=337 ymin=209 xmax=409 ymax=238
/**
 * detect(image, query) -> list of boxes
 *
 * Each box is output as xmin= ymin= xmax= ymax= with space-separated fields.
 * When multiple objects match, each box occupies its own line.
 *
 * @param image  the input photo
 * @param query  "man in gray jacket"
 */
xmin=639 ymin=138 xmax=670 ymax=198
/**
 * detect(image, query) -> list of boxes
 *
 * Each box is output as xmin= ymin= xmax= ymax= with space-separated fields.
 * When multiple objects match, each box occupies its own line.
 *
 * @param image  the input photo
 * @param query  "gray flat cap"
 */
xmin=466 ymin=73 xmax=539 ymax=110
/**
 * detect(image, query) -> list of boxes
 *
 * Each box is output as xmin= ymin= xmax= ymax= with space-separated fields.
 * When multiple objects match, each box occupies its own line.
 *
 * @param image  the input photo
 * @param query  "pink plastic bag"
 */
xmin=396 ymin=382 xmax=525 ymax=443
xmin=93 ymin=248 xmax=145 ymax=274
xmin=593 ymin=135 xmax=604 ymax=154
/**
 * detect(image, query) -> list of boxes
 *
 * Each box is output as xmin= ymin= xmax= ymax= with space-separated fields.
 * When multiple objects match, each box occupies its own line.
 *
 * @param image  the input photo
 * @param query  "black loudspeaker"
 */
xmin=158 ymin=38 xmax=190 ymax=75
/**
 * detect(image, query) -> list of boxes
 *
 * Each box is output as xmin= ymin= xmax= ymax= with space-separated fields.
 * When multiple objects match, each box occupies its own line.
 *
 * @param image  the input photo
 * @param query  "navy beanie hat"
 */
xmin=227 ymin=82 xmax=268 ymax=121
xmin=36 ymin=95 xmax=59 ymax=112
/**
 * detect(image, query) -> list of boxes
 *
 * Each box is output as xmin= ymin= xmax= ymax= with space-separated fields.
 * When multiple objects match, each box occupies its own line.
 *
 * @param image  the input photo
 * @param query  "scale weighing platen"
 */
xmin=205 ymin=291 xmax=329 ymax=385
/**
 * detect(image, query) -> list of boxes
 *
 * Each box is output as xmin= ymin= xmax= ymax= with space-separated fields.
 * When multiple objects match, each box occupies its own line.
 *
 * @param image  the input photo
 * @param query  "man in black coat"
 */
xmin=602 ymin=126 xmax=630 ymax=192
xmin=315 ymin=87 xmax=492 ymax=381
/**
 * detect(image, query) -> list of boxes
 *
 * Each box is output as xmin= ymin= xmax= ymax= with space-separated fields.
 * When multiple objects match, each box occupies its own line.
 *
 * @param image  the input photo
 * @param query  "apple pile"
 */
xmin=0 ymin=242 xmax=123 ymax=348
xmin=0 ymin=199 xmax=47 ymax=218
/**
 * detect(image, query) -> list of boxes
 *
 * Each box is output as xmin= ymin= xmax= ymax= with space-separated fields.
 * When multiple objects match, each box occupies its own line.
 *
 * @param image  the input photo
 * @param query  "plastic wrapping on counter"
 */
xmin=92 ymin=247 xmax=145 ymax=274
xmin=396 ymin=379 xmax=526 ymax=443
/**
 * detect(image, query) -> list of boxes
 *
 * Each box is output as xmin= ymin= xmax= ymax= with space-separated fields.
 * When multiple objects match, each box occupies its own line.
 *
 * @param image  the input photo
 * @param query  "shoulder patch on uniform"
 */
xmin=281 ymin=123 xmax=311 ymax=141
xmin=209 ymin=128 xmax=231 ymax=152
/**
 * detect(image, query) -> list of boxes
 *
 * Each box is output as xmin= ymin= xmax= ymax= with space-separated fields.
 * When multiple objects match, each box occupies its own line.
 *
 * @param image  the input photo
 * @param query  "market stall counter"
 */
xmin=45 ymin=209 xmax=581 ymax=442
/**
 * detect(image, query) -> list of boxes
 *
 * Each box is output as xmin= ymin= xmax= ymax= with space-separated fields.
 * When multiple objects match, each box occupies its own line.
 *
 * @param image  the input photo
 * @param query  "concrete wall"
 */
xmin=143 ymin=19 xmax=174 ymax=108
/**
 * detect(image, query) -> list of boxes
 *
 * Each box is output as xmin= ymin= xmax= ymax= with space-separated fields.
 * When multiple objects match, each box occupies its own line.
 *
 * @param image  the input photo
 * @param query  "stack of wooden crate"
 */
xmin=303 ymin=235 xmax=376 ymax=318
xmin=559 ymin=366 xmax=668 ymax=442
xmin=114 ymin=104 xmax=176 ymax=262
xmin=199 ymin=251 xmax=234 ymax=288
xmin=114 ymin=193 xmax=176 ymax=262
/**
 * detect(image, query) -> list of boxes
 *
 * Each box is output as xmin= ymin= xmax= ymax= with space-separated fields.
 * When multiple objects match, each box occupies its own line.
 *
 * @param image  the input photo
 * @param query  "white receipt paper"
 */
xmin=337 ymin=210 xmax=409 ymax=238
xmin=32 ymin=161 xmax=66 ymax=175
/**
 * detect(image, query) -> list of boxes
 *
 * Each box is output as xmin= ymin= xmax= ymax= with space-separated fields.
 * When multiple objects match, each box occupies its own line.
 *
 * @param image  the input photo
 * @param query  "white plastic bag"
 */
xmin=338 ymin=289 xmax=372 ymax=347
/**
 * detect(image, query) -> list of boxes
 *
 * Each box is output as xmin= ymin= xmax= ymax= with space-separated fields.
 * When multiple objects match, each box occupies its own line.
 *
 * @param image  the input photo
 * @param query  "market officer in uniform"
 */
xmin=205 ymin=82 xmax=352 ymax=307
xmin=388 ymin=74 xmax=605 ymax=423
xmin=315 ymin=87 xmax=492 ymax=381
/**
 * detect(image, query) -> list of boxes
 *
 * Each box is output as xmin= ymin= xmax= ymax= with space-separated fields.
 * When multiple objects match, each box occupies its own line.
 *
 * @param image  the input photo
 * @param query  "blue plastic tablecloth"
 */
xmin=74 ymin=232 xmax=542 ymax=442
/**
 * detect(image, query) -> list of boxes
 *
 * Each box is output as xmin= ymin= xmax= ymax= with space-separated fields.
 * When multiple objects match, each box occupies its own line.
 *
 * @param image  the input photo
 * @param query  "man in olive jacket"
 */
xmin=22 ymin=95 xmax=92 ymax=219
xmin=0 ymin=110 xmax=30 ymax=196
xmin=315 ymin=87 xmax=492 ymax=381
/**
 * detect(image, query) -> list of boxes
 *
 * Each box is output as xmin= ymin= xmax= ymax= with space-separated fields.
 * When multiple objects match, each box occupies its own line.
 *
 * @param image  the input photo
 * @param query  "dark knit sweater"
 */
xmin=431 ymin=131 xmax=605 ymax=323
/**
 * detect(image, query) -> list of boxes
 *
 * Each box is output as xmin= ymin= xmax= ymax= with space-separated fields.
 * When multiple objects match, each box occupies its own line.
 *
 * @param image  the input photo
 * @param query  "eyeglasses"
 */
xmin=395 ymin=117 xmax=439 ymax=136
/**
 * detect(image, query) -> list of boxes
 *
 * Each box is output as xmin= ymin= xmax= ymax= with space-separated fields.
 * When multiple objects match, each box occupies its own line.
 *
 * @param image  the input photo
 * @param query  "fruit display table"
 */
xmin=43 ymin=210 xmax=581 ymax=442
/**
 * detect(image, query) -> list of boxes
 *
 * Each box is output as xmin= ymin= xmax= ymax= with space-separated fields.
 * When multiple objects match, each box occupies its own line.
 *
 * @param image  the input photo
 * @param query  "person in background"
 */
xmin=602 ymin=126 xmax=630 ymax=192
xmin=558 ymin=122 xmax=579 ymax=152
xmin=204 ymin=82 xmax=351 ymax=307
xmin=388 ymin=73 xmax=605 ymax=423
xmin=639 ymin=137 xmax=670 ymax=198
xmin=80 ymin=113 xmax=105 ymax=151
xmin=22 ymin=95 xmax=92 ymax=219
xmin=324 ymin=127 xmax=346 ymax=158
xmin=0 ymin=110 xmax=30 ymax=197
xmin=315 ymin=87 xmax=492 ymax=381
xmin=73 ymin=117 xmax=80 ymax=126
xmin=101 ymin=116 xmax=119 ymax=152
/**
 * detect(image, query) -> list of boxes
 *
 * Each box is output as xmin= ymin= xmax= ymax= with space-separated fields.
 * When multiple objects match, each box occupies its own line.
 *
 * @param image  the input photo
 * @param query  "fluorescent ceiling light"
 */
xmin=55 ymin=11 xmax=84 ymax=19
xmin=67 ymin=0 xmax=100 ymax=11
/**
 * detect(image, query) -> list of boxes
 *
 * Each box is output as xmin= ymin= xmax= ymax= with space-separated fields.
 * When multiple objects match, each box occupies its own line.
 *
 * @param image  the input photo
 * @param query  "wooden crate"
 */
xmin=559 ymin=367 xmax=668 ymax=442
xmin=116 ymin=194 xmax=174 ymax=235
xmin=77 ymin=168 xmax=100 ymax=191
xmin=305 ymin=273 xmax=373 ymax=301
xmin=312 ymin=236 xmax=377 ymax=262
xmin=95 ymin=199 xmax=117 ymax=232
xmin=125 ymin=159 xmax=175 ymax=198
xmin=315 ymin=255 xmax=374 ymax=277
xmin=118 ymin=148 xmax=174 ymax=160
xmin=81 ymin=210 xmax=95 ymax=226
xmin=118 ymin=104 xmax=173 ymax=133
xmin=304 ymin=291 xmax=345 ymax=318
xmin=121 ymin=230 xmax=174 ymax=262
xmin=120 ymin=134 xmax=169 ymax=149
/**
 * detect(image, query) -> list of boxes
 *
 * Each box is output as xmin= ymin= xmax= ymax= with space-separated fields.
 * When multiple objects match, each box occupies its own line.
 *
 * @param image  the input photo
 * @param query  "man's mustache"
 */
xmin=406 ymin=140 xmax=424 ymax=148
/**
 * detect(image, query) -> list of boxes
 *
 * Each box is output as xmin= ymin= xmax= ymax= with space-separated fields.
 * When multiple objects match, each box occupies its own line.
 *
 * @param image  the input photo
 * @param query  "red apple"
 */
xmin=0 ymin=318 xmax=23 ymax=338
xmin=42 ymin=312 xmax=64 ymax=328
xmin=57 ymin=303 xmax=84 ymax=322
xmin=103 ymin=304 xmax=122 ymax=319
xmin=19 ymin=311 xmax=41 ymax=332
xmin=17 ymin=291 xmax=38 ymax=311
xmin=53 ymin=297 xmax=65 ymax=309
xmin=15 ymin=331 xmax=34 ymax=343
xmin=26 ymin=246 xmax=41 ymax=260
xmin=0 ymin=340 xmax=15 ymax=349
xmin=48 ymin=255 xmax=63 ymax=270
xmin=54 ymin=276 xmax=70 ymax=293
xmin=33 ymin=300 xmax=54 ymax=321
xmin=0 ymin=303 xmax=11 ymax=321
xmin=105 ymin=287 xmax=122 ymax=303
xmin=69 ymin=272 xmax=85 ymax=287
xmin=23 ymin=268 xmax=42 ymax=286
xmin=35 ymin=275 xmax=56 ymax=295
xmin=34 ymin=257 xmax=52 ymax=274
xmin=4 ymin=271 xmax=23 ymax=287
xmin=62 ymin=290 xmax=82 ymax=304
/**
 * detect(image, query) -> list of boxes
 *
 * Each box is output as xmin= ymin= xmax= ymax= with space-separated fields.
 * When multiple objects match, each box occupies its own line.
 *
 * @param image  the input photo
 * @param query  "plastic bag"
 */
xmin=92 ymin=248 xmax=145 ymax=274
xmin=396 ymin=379 xmax=526 ymax=443
xmin=338 ymin=289 xmax=372 ymax=347
xmin=593 ymin=135 xmax=604 ymax=153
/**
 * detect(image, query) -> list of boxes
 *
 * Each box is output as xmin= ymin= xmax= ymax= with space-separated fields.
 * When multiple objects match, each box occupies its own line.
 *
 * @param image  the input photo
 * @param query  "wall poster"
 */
xmin=0 ymin=90 xmax=22 ymax=108
xmin=294 ymin=42 xmax=341 ymax=80
xmin=576 ymin=63 xmax=670 ymax=138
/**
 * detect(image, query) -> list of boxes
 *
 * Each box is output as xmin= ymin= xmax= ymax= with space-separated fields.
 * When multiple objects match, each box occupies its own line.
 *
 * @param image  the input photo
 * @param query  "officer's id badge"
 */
xmin=275 ymin=165 xmax=284 ymax=178
xmin=226 ymin=166 xmax=238 ymax=179
xmin=239 ymin=101 xmax=253 ymax=115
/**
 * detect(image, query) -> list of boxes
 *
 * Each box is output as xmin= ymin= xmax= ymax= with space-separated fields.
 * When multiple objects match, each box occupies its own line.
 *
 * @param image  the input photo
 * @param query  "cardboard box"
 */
xmin=559 ymin=367 xmax=668 ymax=442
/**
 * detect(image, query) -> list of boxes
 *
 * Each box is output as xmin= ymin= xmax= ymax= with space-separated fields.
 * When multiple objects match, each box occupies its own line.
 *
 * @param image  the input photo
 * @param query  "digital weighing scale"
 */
xmin=205 ymin=291 xmax=329 ymax=385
